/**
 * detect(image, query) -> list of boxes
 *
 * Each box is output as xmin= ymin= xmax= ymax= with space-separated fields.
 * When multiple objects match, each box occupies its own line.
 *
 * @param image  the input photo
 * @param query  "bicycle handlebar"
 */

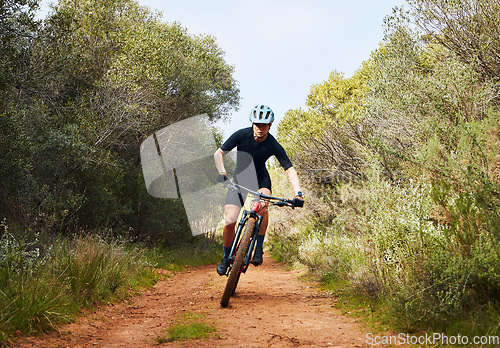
xmin=223 ymin=180 xmax=301 ymax=208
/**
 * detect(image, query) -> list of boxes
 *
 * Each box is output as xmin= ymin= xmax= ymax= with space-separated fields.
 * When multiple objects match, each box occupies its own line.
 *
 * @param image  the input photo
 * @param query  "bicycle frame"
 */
xmin=222 ymin=181 xmax=295 ymax=276
xmin=225 ymin=201 xmax=262 ymax=275
xmin=219 ymin=180 xmax=300 ymax=307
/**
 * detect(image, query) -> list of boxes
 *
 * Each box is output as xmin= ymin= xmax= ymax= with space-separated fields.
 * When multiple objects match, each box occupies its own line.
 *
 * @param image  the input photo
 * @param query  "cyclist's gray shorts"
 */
xmin=225 ymin=188 xmax=247 ymax=208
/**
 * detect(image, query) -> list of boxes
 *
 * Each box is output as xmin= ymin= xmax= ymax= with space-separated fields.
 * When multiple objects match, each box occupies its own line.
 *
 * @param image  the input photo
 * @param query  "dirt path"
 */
xmin=13 ymin=255 xmax=377 ymax=347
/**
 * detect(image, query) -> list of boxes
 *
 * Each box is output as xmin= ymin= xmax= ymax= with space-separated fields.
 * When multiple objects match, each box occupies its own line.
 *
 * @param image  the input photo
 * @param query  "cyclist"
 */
xmin=214 ymin=104 xmax=304 ymax=275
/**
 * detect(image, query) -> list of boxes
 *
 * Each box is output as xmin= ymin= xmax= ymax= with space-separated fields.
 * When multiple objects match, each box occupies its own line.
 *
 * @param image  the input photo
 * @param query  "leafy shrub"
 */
xmin=271 ymin=0 xmax=500 ymax=336
xmin=0 ymin=225 xmax=153 ymax=342
xmin=49 ymin=235 xmax=144 ymax=304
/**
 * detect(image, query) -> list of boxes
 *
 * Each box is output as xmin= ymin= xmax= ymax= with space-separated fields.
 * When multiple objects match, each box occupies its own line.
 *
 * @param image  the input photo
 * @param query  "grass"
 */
xmin=0 ymin=229 xmax=221 ymax=345
xmin=157 ymin=312 xmax=217 ymax=343
xmin=141 ymin=237 xmax=222 ymax=271
xmin=267 ymin=165 xmax=500 ymax=340
xmin=318 ymin=275 xmax=397 ymax=334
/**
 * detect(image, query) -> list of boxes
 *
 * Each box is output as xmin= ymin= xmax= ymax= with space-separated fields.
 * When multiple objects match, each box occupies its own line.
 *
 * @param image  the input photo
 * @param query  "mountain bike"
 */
xmin=219 ymin=181 xmax=303 ymax=307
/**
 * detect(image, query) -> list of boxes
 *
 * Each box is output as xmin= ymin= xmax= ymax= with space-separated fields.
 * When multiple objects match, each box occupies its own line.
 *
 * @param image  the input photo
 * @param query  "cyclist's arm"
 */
xmin=214 ymin=128 xmax=245 ymax=175
xmin=214 ymin=148 xmax=227 ymax=174
xmin=285 ymin=166 xmax=302 ymax=196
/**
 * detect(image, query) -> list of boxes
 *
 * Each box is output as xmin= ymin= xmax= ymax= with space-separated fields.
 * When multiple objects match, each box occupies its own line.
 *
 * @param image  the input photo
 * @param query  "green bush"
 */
xmin=49 ymin=235 xmax=144 ymax=305
xmin=269 ymin=169 xmax=500 ymax=335
xmin=271 ymin=0 xmax=500 ymax=336
xmin=0 ymin=227 xmax=152 ymax=342
xmin=0 ymin=219 xmax=221 ymax=344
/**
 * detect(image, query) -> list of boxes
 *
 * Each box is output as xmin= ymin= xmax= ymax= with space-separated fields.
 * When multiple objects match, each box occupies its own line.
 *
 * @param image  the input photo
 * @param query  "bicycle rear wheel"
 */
xmin=220 ymin=217 xmax=255 ymax=307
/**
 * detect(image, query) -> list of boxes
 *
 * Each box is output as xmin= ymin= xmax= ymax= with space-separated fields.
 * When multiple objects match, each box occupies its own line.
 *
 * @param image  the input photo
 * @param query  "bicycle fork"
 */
xmin=226 ymin=210 xmax=263 ymax=276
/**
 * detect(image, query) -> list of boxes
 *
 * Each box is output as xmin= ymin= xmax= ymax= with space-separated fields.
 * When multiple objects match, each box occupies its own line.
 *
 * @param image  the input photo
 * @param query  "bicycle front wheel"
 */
xmin=220 ymin=216 xmax=255 ymax=307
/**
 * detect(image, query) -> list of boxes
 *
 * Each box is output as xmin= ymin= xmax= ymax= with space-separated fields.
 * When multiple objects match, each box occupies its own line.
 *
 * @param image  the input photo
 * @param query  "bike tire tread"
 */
xmin=220 ymin=217 xmax=255 ymax=307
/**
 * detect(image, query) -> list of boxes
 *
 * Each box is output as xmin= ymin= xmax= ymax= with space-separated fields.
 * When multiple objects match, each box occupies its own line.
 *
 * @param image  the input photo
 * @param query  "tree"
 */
xmin=0 ymin=0 xmax=240 ymax=241
xmin=306 ymin=68 xmax=369 ymax=123
xmin=406 ymin=0 xmax=500 ymax=81
xmin=0 ymin=0 xmax=41 ymax=226
xmin=0 ymin=0 xmax=39 ymax=92
xmin=277 ymin=65 xmax=371 ymax=187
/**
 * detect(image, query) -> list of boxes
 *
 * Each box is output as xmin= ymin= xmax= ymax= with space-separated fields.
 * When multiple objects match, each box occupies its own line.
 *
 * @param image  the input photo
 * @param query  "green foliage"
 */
xmin=273 ymin=0 xmax=500 ymax=336
xmin=0 ymin=228 xmax=150 ymax=342
xmin=277 ymin=65 xmax=372 ymax=189
xmin=0 ymin=217 xmax=220 ymax=343
xmin=269 ymin=174 xmax=500 ymax=334
xmin=158 ymin=312 xmax=217 ymax=343
xmin=424 ymin=110 xmax=500 ymax=253
xmin=109 ymin=21 xmax=239 ymax=122
xmin=140 ymin=236 xmax=222 ymax=270
xmin=277 ymin=108 xmax=325 ymax=158
xmin=0 ymin=0 xmax=40 ymax=91
xmin=406 ymin=0 xmax=500 ymax=80
xmin=0 ymin=0 xmax=239 ymax=242
xmin=278 ymin=66 xmax=370 ymax=159
xmin=306 ymin=67 xmax=369 ymax=123
xmin=48 ymin=236 xmax=141 ymax=304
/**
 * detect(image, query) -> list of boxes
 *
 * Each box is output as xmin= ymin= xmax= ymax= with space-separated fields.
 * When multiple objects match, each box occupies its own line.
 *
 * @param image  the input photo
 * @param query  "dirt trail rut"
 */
xmin=14 ymin=255 xmax=376 ymax=347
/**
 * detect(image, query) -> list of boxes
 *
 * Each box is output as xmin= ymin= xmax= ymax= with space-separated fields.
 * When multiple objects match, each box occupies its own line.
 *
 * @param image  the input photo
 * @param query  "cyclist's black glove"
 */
xmin=292 ymin=197 xmax=304 ymax=208
xmin=217 ymin=173 xmax=229 ymax=183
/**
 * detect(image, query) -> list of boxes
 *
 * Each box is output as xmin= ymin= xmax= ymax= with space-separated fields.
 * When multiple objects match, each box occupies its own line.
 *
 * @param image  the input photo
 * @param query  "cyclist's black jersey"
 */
xmin=220 ymin=127 xmax=292 ymax=190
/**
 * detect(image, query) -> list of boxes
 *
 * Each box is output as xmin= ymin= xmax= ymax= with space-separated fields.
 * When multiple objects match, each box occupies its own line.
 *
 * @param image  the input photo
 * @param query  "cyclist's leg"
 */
xmin=223 ymin=204 xmax=240 ymax=248
xmin=217 ymin=203 xmax=241 ymax=275
xmin=257 ymin=187 xmax=270 ymax=235
xmin=252 ymin=187 xmax=270 ymax=265
xmin=221 ymin=186 xmax=247 ymax=247
xmin=255 ymin=171 xmax=271 ymax=236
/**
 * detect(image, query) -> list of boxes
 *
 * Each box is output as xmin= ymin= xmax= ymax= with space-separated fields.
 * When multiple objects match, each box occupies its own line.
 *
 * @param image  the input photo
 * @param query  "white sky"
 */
xmin=38 ymin=0 xmax=405 ymax=140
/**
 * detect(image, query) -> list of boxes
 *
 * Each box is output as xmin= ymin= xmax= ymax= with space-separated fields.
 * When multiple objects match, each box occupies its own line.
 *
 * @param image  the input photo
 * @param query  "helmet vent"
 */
xmin=249 ymin=104 xmax=275 ymax=124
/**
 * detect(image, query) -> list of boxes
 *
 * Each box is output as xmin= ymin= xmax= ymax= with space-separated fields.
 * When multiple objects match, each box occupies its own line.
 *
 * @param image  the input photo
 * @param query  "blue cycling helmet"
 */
xmin=249 ymin=105 xmax=274 ymax=124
